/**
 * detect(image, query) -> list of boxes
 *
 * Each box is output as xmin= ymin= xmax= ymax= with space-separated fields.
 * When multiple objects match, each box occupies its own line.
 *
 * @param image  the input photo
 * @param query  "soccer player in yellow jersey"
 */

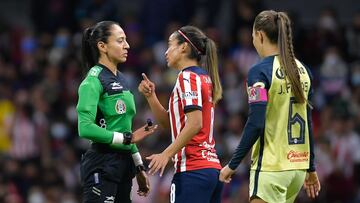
xmin=219 ymin=10 xmax=321 ymax=203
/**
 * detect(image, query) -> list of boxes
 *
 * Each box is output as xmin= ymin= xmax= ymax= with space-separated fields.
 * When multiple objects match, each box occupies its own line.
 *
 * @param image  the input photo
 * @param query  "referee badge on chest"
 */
xmin=115 ymin=99 xmax=126 ymax=114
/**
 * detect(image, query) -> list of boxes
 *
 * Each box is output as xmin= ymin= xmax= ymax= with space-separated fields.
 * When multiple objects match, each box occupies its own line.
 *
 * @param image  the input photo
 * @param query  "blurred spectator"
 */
xmin=0 ymin=0 xmax=359 ymax=202
xmin=346 ymin=11 xmax=360 ymax=61
xmin=230 ymin=26 xmax=259 ymax=77
xmin=319 ymin=47 xmax=349 ymax=103
xmin=0 ymin=83 xmax=14 ymax=152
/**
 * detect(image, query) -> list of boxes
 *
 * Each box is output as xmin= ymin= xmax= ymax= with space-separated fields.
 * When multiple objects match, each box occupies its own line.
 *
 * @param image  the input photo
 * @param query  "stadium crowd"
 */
xmin=0 ymin=0 xmax=359 ymax=202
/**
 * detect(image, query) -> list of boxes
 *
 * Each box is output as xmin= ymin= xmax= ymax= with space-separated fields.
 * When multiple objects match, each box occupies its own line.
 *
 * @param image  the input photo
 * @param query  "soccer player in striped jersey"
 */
xmin=138 ymin=25 xmax=223 ymax=203
xmin=77 ymin=21 xmax=158 ymax=203
xmin=219 ymin=11 xmax=321 ymax=203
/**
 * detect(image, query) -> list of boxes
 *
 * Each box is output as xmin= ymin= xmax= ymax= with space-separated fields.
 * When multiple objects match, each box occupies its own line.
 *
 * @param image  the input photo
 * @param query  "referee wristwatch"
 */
xmin=123 ymin=132 xmax=133 ymax=145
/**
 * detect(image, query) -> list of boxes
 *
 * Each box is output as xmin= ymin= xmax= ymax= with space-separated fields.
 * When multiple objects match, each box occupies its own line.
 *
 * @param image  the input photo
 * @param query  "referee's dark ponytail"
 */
xmin=81 ymin=21 xmax=119 ymax=73
xmin=175 ymin=26 xmax=223 ymax=104
xmin=254 ymin=10 xmax=305 ymax=103
xmin=81 ymin=27 xmax=96 ymax=71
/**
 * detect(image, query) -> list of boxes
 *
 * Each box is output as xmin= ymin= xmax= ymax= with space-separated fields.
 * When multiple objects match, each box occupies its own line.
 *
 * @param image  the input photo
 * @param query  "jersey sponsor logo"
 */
xmin=115 ymin=99 xmax=126 ymax=114
xmin=287 ymin=150 xmax=309 ymax=162
xmin=276 ymin=66 xmax=307 ymax=80
xmin=275 ymin=67 xmax=285 ymax=79
xmin=247 ymin=86 xmax=268 ymax=103
xmin=110 ymin=82 xmax=123 ymax=90
xmin=201 ymin=150 xmax=220 ymax=163
xmin=200 ymin=141 xmax=219 ymax=163
xmin=182 ymin=91 xmax=198 ymax=100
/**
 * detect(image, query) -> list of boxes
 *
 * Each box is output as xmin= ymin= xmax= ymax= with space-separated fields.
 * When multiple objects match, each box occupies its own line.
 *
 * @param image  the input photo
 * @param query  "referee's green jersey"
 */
xmin=77 ymin=64 xmax=138 ymax=153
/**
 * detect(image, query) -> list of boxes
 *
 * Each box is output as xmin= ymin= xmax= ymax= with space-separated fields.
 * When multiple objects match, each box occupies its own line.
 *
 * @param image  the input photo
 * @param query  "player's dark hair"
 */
xmin=254 ymin=10 xmax=305 ymax=103
xmin=174 ymin=26 xmax=223 ymax=104
xmin=81 ymin=21 xmax=119 ymax=71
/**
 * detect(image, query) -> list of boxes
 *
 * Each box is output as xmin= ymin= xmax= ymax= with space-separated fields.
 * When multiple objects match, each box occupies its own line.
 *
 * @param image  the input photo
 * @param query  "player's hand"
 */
xmin=131 ymin=123 xmax=158 ymax=143
xmin=303 ymin=171 xmax=321 ymax=199
xmin=146 ymin=152 xmax=170 ymax=177
xmin=136 ymin=170 xmax=150 ymax=196
xmin=219 ymin=165 xmax=235 ymax=183
xmin=138 ymin=73 xmax=156 ymax=98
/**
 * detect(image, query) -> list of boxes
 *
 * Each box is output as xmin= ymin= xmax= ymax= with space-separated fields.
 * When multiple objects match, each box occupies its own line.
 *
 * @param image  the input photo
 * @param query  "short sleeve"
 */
xmin=178 ymin=71 xmax=202 ymax=113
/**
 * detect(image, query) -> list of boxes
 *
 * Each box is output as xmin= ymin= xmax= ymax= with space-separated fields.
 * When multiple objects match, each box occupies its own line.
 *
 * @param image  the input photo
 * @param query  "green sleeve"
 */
xmin=77 ymin=76 xmax=114 ymax=143
xmin=77 ymin=74 xmax=138 ymax=150
xmin=131 ymin=144 xmax=139 ymax=154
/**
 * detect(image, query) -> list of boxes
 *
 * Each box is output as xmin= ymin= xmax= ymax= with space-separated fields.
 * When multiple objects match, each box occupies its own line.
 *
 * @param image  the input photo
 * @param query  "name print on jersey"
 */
xmin=277 ymin=81 xmax=309 ymax=95
xmin=275 ymin=66 xmax=309 ymax=95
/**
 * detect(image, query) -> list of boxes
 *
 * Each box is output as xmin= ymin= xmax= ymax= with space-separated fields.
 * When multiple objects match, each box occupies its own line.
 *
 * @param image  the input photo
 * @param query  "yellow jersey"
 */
xmin=250 ymin=55 xmax=312 ymax=171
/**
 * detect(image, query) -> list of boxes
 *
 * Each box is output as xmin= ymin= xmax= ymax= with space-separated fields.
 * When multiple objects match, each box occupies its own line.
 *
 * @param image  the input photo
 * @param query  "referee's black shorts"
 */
xmin=80 ymin=143 xmax=136 ymax=203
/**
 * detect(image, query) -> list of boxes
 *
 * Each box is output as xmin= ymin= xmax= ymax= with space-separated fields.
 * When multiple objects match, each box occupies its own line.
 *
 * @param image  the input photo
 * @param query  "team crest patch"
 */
xmin=247 ymin=86 xmax=268 ymax=103
xmin=115 ymin=99 xmax=126 ymax=114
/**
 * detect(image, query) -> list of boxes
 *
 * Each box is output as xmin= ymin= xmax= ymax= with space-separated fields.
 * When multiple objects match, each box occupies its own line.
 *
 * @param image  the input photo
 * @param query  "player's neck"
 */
xmin=261 ymin=44 xmax=279 ymax=58
xmin=98 ymin=58 xmax=117 ymax=75
xmin=177 ymin=59 xmax=199 ymax=71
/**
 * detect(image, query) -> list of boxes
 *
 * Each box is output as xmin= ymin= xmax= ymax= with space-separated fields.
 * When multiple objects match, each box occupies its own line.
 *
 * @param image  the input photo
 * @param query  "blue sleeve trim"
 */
xmin=307 ymin=106 xmax=316 ymax=172
xmin=247 ymin=60 xmax=272 ymax=90
xmin=228 ymin=103 xmax=267 ymax=170
xmin=302 ymin=62 xmax=316 ymax=171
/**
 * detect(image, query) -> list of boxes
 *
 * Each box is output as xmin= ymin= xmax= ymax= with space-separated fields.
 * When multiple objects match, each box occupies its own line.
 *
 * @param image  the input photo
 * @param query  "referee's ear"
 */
xmin=97 ymin=41 xmax=107 ymax=53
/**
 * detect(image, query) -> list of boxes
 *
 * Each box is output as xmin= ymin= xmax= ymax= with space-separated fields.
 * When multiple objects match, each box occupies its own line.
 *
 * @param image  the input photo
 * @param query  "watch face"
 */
xmin=124 ymin=132 xmax=132 ymax=144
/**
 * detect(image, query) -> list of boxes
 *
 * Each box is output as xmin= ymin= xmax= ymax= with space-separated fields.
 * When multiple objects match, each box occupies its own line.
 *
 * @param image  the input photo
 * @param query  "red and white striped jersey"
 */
xmin=168 ymin=66 xmax=221 ymax=173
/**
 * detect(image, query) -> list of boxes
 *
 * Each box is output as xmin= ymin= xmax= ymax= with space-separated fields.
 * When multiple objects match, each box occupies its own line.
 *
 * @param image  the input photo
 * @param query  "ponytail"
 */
xmin=81 ymin=21 xmax=120 ymax=75
xmin=277 ymin=12 xmax=305 ymax=103
xmin=205 ymin=39 xmax=222 ymax=104
xmin=81 ymin=27 xmax=97 ymax=72
xmin=175 ymin=25 xmax=223 ymax=104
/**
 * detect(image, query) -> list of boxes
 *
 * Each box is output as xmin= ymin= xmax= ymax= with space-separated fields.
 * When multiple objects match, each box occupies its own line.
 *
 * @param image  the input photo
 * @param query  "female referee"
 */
xmin=138 ymin=25 xmax=223 ymax=203
xmin=76 ymin=21 xmax=157 ymax=203
xmin=219 ymin=10 xmax=321 ymax=203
